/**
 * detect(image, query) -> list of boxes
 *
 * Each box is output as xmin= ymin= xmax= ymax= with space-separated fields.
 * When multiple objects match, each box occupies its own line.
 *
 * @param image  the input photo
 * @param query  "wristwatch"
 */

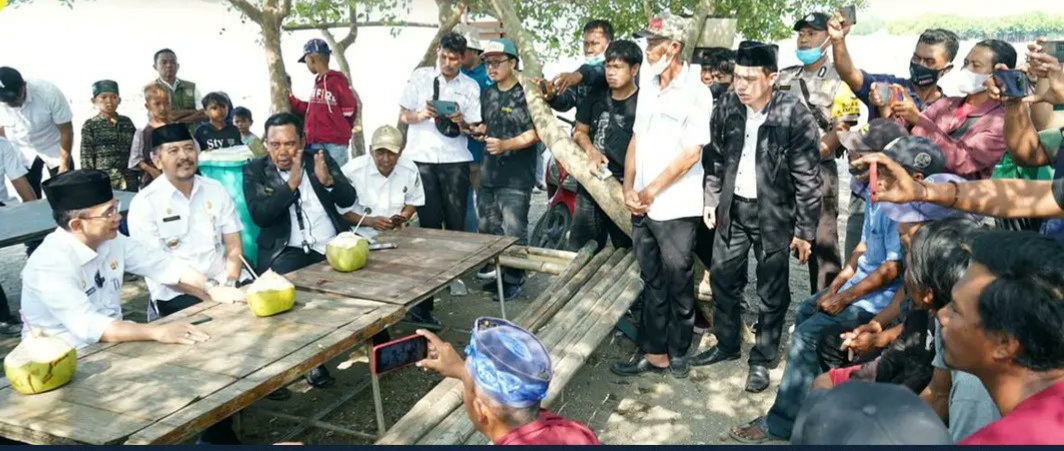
xmin=204 ymin=279 xmax=219 ymax=291
xmin=224 ymin=279 xmax=237 ymax=288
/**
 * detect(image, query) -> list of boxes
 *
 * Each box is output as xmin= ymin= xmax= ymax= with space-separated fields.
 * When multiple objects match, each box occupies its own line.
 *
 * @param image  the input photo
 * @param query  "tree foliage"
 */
xmin=482 ymin=0 xmax=865 ymax=58
xmin=286 ymin=0 xmax=411 ymax=30
xmin=886 ymin=13 xmax=1064 ymax=42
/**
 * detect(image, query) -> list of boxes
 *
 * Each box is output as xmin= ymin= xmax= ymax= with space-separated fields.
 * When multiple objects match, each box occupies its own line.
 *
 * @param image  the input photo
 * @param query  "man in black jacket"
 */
xmin=243 ymin=112 xmax=357 ymax=389
xmin=692 ymin=41 xmax=821 ymax=393
xmin=243 ymin=112 xmax=357 ymax=275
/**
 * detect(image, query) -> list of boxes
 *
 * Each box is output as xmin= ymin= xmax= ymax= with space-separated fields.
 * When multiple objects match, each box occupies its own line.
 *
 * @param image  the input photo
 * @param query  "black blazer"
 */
xmin=242 ymin=151 xmax=357 ymax=272
xmin=704 ymin=90 xmax=822 ymax=252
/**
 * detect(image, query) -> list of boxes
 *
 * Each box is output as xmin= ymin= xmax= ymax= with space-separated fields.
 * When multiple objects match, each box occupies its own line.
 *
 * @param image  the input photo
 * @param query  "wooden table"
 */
xmin=0 ymin=291 xmax=404 ymax=445
xmin=287 ymin=227 xmax=518 ymax=310
xmin=0 ymin=190 xmax=136 ymax=248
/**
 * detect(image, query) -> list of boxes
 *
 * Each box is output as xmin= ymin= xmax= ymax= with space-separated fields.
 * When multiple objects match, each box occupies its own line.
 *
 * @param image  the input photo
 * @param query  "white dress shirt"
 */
xmin=632 ymin=63 xmax=713 ymax=221
xmin=279 ymin=169 xmax=337 ymax=254
xmin=128 ymin=175 xmax=242 ymax=302
xmin=399 ymin=67 xmax=482 ymax=164
xmin=0 ymin=137 xmax=28 ymax=204
xmin=734 ymin=106 xmax=769 ymax=199
xmin=0 ymin=80 xmax=73 ymax=168
xmin=21 ymin=228 xmax=188 ymax=349
xmin=340 ymin=155 xmax=426 ymax=217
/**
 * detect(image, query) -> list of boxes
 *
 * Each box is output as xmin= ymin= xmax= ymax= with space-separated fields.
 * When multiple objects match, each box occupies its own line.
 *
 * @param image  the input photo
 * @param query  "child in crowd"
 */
xmin=233 ymin=106 xmax=267 ymax=157
xmin=81 ymin=80 xmax=137 ymax=190
xmin=128 ymin=84 xmax=170 ymax=187
xmin=194 ymin=92 xmax=242 ymax=151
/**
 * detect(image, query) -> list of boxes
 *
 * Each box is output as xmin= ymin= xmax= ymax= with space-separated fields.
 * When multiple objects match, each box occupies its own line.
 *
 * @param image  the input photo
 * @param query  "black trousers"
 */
xmin=633 ymin=215 xmax=698 ymax=358
xmin=0 ymin=286 xmax=12 ymax=323
xmin=25 ymin=156 xmax=67 ymax=256
xmin=808 ymin=160 xmax=842 ymax=294
xmin=148 ymin=294 xmax=202 ymax=322
xmin=270 ymin=246 xmax=326 ymax=274
xmin=568 ymin=186 xmax=632 ymax=252
xmin=710 ymin=198 xmax=793 ymax=367
xmin=415 ymin=162 xmax=470 ymax=232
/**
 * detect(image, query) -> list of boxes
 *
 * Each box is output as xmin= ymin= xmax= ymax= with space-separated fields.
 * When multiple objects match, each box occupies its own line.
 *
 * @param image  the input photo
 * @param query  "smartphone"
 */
xmin=875 ymin=84 xmax=892 ymax=105
xmin=390 ymin=215 xmax=407 ymax=226
xmin=1044 ymin=40 xmax=1063 ymax=61
xmin=869 ymin=161 xmax=879 ymax=202
xmin=431 ymin=100 xmax=458 ymax=117
xmin=994 ymin=69 xmax=1030 ymax=98
xmin=371 ymin=334 xmax=429 ymax=375
xmin=189 ymin=315 xmax=212 ymax=326
xmin=840 ymin=5 xmax=857 ymax=26
xmin=595 ymin=165 xmax=612 ymax=180
xmin=888 ymin=85 xmax=905 ymax=106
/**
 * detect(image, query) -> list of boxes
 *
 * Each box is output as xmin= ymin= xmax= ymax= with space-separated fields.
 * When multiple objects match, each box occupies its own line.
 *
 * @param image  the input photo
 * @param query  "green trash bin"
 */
xmin=199 ymin=146 xmax=260 ymax=265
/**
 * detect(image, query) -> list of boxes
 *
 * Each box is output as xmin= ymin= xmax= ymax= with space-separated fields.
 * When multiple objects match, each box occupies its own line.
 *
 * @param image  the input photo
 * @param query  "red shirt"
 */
xmin=911 ymin=96 xmax=1005 ymax=180
xmin=496 ymin=409 xmax=601 ymax=445
xmin=288 ymin=70 xmax=358 ymax=145
xmin=959 ymin=380 xmax=1064 ymax=445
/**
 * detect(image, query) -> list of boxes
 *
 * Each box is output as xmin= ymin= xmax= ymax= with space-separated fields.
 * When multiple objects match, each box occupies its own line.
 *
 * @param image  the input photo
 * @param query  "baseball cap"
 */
xmin=371 ymin=125 xmax=404 ymax=154
xmin=482 ymin=38 xmax=519 ymax=59
xmin=838 ymin=118 xmax=909 ymax=153
xmin=792 ymin=382 xmax=951 ymax=445
xmin=635 ymin=12 xmax=691 ymax=42
xmin=0 ymin=67 xmax=26 ymax=104
xmin=465 ymin=317 xmax=552 ymax=408
xmin=881 ymin=173 xmax=981 ymax=223
xmin=794 ymin=12 xmax=830 ymax=31
xmin=883 ymin=136 xmax=947 ymax=176
xmin=298 ymin=38 xmax=331 ymax=63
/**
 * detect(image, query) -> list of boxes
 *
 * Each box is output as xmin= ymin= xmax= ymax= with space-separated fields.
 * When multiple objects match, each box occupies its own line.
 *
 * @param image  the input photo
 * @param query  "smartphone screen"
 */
xmin=1044 ymin=41 xmax=1063 ymax=61
xmin=372 ymin=334 xmax=429 ymax=375
xmin=869 ymin=161 xmax=879 ymax=202
xmin=431 ymin=100 xmax=458 ymax=117
xmin=875 ymin=84 xmax=891 ymax=105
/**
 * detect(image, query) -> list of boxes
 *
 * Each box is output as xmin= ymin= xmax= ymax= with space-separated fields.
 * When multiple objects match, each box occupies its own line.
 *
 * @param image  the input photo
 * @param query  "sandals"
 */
xmin=728 ymin=416 xmax=783 ymax=444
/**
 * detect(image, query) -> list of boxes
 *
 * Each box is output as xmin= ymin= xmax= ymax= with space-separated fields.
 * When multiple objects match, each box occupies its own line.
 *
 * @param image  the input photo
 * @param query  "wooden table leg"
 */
xmin=372 ymin=373 xmax=387 ymax=437
xmin=495 ymin=256 xmax=506 ymax=319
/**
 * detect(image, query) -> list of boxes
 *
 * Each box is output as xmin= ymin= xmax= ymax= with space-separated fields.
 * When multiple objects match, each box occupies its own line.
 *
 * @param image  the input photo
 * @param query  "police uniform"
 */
xmin=778 ymin=51 xmax=860 ymax=294
xmin=20 ymin=170 xmax=188 ymax=349
xmin=340 ymin=156 xmax=426 ymax=218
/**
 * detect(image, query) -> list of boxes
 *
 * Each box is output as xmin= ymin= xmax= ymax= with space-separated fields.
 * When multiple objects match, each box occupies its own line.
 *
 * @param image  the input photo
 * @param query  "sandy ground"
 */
xmin=0 ymin=162 xmax=856 ymax=445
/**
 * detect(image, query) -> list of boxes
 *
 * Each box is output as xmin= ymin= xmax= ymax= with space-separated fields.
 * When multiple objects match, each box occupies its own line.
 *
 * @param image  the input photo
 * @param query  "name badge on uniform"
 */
xmin=162 ymin=215 xmax=181 ymax=223
xmin=85 ymin=286 xmax=97 ymax=296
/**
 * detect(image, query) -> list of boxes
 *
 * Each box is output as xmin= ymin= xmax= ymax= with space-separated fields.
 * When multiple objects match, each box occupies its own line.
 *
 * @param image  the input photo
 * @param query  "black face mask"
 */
xmin=710 ymin=82 xmax=730 ymax=100
xmin=909 ymin=62 xmax=945 ymax=87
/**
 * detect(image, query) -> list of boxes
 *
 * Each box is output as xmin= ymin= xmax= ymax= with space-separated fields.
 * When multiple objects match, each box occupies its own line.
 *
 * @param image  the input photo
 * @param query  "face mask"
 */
xmin=910 ymin=62 xmax=945 ymax=87
xmin=648 ymin=51 xmax=673 ymax=76
xmin=795 ymin=47 xmax=824 ymax=65
xmin=585 ymin=54 xmax=605 ymax=66
xmin=710 ymin=83 xmax=730 ymax=99
xmin=955 ymin=68 xmax=991 ymax=95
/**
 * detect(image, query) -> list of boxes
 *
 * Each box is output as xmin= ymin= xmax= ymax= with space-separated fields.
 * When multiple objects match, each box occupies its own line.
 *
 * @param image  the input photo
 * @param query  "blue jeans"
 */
xmin=765 ymin=290 xmax=875 ymax=439
xmin=309 ymin=143 xmax=349 ymax=167
xmin=477 ymin=186 xmax=531 ymax=285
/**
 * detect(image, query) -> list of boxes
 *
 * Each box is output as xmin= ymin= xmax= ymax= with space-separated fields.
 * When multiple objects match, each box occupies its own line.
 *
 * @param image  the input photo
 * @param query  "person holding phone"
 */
xmin=338 ymin=125 xmax=436 ymax=327
xmin=399 ymin=32 xmax=481 ymax=235
xmin=777 ymin=12 xmax=861 ymax=295
xmin=415 ymin=318 xmax=601 ymax=445
xmin=899 ymin=40 xmax=1016 ymax=181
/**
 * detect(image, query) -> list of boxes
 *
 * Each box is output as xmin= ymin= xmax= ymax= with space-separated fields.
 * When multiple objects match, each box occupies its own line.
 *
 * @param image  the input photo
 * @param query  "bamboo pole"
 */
xmin=521 ymin=247 xmax=615 ymax=333
xmin=498 ymin=255 xmax=565 ymax=275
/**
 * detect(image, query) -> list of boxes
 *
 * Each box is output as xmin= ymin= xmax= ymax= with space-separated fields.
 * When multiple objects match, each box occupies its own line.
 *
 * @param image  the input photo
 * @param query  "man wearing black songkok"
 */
xmin=692 ymin=40 xmax=822 ymax=394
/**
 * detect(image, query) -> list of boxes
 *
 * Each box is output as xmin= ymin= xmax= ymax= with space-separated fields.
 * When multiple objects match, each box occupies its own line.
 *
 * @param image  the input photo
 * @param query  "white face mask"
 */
xmin=647 ymin=49 xmax=673 ymax=76
xmin=955 ymin=68 xmax=991 ymax=95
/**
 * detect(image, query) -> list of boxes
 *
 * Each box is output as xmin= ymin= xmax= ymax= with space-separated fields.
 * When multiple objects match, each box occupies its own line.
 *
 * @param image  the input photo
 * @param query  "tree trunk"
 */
xmin=416 ymin=0 xmax=466 ymax=68
xmin=321 ymin=29 xmax=367 ymax=157
xmin=261 ymin=14 xmax=292 ymax=114
xmin=681 ymin=0 xmax=716 ymax=62
xmin=490 ymin=0 xmax=632 ymax=236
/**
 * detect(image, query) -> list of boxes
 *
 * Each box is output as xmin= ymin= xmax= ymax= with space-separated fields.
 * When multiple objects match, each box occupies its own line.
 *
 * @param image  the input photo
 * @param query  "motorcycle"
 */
xmin=529 ymin=117 xmax=579 ymax=250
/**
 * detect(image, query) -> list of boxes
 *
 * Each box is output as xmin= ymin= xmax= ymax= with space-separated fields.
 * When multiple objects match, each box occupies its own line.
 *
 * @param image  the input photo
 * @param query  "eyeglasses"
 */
xmin=81 ymin=200 xmax=122 ymax=221
xmin=485 ymin=58 xmax=512 ymax=68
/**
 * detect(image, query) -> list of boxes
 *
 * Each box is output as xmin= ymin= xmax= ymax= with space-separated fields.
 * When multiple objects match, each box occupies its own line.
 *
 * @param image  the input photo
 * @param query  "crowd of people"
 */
xmin=0 ymin=4 xmax=1062 ymax=446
